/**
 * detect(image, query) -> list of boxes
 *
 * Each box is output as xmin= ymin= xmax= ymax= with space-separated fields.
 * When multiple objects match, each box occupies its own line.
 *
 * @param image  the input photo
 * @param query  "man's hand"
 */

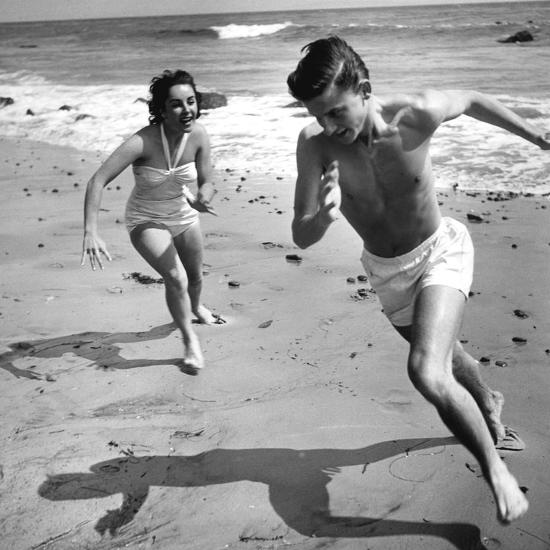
xmin=318 ymin=160 xmax=342 ymax=223
xmin=81 ymin=232 xmax=112 ymax=270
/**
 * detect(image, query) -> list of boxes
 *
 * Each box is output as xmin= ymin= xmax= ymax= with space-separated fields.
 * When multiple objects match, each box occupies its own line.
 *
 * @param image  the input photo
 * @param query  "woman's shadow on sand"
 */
xmin=0 ymin=322 xmax=182 ymax=379
xmin=38 ymin=436 xmax=488 ymax=549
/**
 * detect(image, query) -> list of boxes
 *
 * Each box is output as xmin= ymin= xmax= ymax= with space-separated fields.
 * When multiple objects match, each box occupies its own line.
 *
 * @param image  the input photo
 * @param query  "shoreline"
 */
xmin=1 ymin=136 xmax=550 ymax=549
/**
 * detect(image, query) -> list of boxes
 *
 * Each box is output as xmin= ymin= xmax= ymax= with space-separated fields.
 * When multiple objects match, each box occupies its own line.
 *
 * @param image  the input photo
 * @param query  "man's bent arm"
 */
xmin=292 ymin=128 xmax=334 ymax=249
xmin=292 ymin=210 xmax=333 ymax=249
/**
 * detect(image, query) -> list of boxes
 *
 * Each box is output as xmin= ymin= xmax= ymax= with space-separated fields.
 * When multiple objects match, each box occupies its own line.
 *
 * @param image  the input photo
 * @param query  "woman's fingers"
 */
xmin=81 ymin=239 xmax=111 ymax=270
xmin=101 ymin=246 xmax=112 ymax=262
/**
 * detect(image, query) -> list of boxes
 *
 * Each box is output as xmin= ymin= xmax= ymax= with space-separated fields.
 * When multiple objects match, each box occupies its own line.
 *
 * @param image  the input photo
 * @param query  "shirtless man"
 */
xmin=287 ymin=36 xmax=550 ymax=524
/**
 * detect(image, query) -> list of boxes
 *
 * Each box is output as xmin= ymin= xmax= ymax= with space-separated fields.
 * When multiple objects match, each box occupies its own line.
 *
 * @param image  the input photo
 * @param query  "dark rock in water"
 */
xmin=0 ymin=97 xmax=14 ymax=109
xmin=357 ymin=274 xmax=368 ymax=282
xmin=284 ymin=100 xmax=304 ymax=108
xmin=26 ymin=109 xmax=35 ymax=116
xmin=479 ymin=356 xmax=490 ymax=363
xmin=512 ymin=336 xmax=527 ymax=343
xmin=228 ymin=280 xmax=240 ymax=288
xmin=19 ymin=44 xmax=38 ymax=48
xmin=498 ymin=30 xmax=534 ymax=43
xmin=200 ymin=91 xmax=227 ymax=110
xmin=58 ymin=105 xmax=73 ymax=111
xmin=14 ymin=341 xmax=33 ymax=350
xmin=346 ymin=277 xmax=356 ymax=283
xmin=75 ymin=113 xmax=94 ymax=121
xmin=285 ymin=254 xmax=303 ymax=263
xmin=466 ymin=212 xmax=483 ymax=223
xmin=495 ymin=360 xmax=508 ymax=367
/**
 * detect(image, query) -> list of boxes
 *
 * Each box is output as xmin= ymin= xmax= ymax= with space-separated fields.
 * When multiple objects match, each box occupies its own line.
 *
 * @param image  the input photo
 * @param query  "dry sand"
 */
xmin=1 ymin=136 xmax=549 ymax=550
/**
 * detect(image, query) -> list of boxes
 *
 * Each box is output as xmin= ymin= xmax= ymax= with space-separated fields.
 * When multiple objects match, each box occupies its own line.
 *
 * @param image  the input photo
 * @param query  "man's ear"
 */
xmin=360 ymin=80 xmax=372 ymax=99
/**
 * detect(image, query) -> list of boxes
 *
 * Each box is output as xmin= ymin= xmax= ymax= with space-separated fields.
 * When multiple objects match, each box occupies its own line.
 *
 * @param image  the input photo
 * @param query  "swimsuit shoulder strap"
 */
xmin=160 ymin=123 xmax=189 ymax=170
xmin=172 ymin=132 xmax=189 ymax=168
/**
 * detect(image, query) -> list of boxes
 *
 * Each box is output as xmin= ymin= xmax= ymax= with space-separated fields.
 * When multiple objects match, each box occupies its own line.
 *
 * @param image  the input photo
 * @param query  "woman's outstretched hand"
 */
xmin=81 ymin=232 xmax=112 ymax=270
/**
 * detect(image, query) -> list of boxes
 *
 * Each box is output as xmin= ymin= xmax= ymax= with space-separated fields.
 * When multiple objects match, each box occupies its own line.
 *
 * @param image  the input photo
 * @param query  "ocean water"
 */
xmin=1 ymin=1 xmax=549 ymax=192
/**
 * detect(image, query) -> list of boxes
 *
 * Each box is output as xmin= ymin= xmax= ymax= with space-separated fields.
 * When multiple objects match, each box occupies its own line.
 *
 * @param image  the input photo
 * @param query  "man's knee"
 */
xmin=407 ymin=348 xmax=452 ymax=402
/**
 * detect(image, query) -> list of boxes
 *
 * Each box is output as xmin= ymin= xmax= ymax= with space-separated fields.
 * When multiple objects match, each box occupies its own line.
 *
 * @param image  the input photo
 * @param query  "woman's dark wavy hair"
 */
xmin=148 ymin=69 xmax=202 ymax=125
xmin=287 ymin=35 xmax=370 ymax=102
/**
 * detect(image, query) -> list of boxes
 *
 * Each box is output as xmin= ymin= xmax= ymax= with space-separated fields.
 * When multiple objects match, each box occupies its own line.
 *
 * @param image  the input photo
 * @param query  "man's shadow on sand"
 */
xmin=39 ymin=436 xmax=488 ymax=549
xmin=0 ymin=323 xmax=182 ymax=379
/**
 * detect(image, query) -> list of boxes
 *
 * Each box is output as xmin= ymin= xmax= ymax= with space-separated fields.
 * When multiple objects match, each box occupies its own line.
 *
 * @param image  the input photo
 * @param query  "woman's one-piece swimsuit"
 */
xmin=125 ymin=124 xmax=199 ymax=234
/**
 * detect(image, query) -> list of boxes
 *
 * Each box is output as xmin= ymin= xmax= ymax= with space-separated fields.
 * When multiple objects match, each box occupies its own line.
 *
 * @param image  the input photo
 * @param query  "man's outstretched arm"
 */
xmin=422 ymin=89 xmax=550 ymax=149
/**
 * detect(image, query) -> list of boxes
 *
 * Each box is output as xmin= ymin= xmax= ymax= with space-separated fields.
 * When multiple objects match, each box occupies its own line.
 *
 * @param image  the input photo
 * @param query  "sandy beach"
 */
xmin=1 ymin=135 xmax=550 ymax=550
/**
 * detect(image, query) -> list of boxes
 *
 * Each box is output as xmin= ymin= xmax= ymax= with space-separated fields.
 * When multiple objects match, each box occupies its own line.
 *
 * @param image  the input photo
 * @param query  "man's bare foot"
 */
xmin=488 ymin=461 xmax=529 ymax=524
xmin=192 ymin=304 xmax=219 ymax=325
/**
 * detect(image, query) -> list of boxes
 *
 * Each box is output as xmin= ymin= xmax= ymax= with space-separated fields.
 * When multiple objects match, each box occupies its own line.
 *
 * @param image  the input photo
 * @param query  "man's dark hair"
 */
xmin=287 ymin=35 xmax=370 ymax=102
xmin=148 ymin=69 xmax=202 ymax=125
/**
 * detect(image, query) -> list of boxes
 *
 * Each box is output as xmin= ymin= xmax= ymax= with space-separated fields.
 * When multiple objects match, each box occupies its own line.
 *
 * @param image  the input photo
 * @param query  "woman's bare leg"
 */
xmin=173 ymin=222 xmax=215 ymax=324
xmin=130 ymin=224 xmax=203 ymax=369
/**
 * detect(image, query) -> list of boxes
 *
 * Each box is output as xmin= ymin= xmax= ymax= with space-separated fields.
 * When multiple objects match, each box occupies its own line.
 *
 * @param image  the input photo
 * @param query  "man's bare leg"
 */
xmin=394 ymin=327 xmax=506 ymax=442
xmin=406 ymin=285 xmax=527 ymax=524
xmin=452 ymin=342 xmax=506 ymax=442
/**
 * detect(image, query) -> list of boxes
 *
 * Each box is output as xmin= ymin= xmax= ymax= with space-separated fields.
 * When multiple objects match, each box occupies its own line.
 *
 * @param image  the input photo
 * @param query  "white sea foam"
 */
xmin=1 ymin=73 xmax=549 ymax=193
xmin=210 ymin=22 xmax=295 ymax=39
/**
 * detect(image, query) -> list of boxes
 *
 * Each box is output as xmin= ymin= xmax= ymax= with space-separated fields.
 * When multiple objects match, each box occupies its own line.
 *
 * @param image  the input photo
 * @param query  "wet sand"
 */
xmin=1 ymin=136 xmax=550 ymax=549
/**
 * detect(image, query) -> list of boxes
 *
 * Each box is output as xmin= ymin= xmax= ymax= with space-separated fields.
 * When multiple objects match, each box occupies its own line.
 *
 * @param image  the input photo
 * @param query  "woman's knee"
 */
xmin=162 ymin=268 xmax=188 ymax=292
xmin=186 ymin=269 xmax=203 ymax=288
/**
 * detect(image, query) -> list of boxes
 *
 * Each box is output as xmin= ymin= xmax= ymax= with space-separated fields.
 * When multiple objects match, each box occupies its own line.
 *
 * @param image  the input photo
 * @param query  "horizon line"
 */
xmin=0 ymin=0 xmax=540 ymax=25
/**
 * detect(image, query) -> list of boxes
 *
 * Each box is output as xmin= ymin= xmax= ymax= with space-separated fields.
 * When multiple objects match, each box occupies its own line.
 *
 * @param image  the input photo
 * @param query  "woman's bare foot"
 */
xmin=181 ymin=334 xmax=204 ymax=372
xmin=192 ymin=304 xmax=217 ymax=325
xmin=488 ymin=461 xmax=529 ymax=524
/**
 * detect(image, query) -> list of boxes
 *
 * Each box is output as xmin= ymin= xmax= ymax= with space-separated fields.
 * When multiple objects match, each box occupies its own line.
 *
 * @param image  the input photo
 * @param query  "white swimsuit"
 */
xmin=125 ymin=124 xmax=199 ymax=234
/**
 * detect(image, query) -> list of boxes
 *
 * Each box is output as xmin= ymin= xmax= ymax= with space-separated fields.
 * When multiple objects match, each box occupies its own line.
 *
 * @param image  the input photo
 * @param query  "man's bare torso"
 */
xmin=305 ymin=98 xmax=442 ymax=257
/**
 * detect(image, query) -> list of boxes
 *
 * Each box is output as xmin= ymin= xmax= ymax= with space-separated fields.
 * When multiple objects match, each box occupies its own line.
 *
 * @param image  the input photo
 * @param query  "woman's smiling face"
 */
xmin=162 ymin=84 xmax=198 ymax=132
